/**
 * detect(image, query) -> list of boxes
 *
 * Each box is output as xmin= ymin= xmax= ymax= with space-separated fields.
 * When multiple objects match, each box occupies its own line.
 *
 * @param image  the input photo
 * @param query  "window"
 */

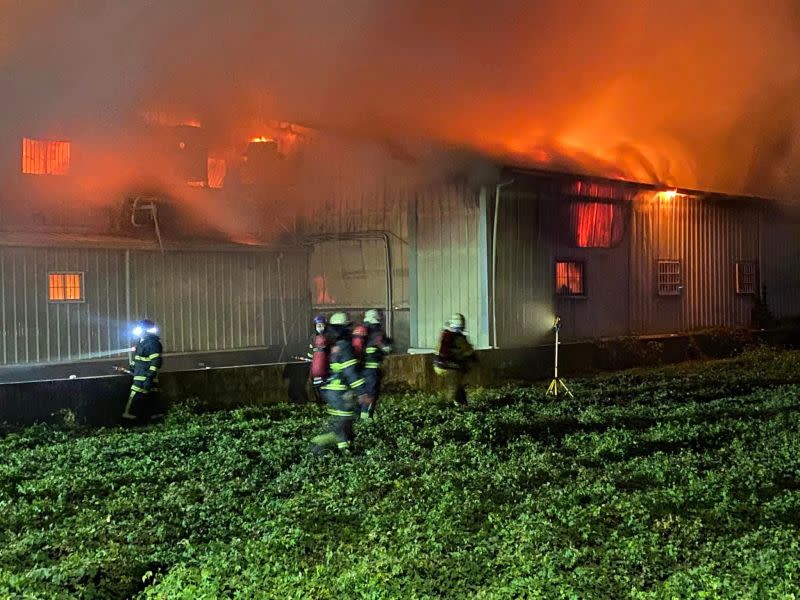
xmin=22 ymin=138 xmax=71 ymax=175
xmin=736 ymin=261 xmax=757 ymax=294
xmin=569 ymin=201 xmax=623 ymax=248
xmin=207 ymin=158 xmax=226 ymax=189
xmin=657 ymin=260 xmax=681 ymax=296
xmin=555 ymin=261 xmax=585 ymax=296
xmin=48 ymin=272 xmax=84 ymax=302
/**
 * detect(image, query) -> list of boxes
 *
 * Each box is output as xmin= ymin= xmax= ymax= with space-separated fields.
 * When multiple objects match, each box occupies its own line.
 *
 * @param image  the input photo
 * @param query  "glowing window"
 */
xmin=657 ymin=260 xmax=682 ymax=296
xmin=22 ymin=138 xmax=71 ymax=175
xmin=555 ymin=261 xmax=585 ymax=296
xmin=207 ymin=158 xmax=226 ymax=189
xmin=48 ymin=272 xmax=84 ymax=302
xmin=569 ymin=201 xmax=622 ymax=248
xmin=736 ymin=261 xmax=757 ymax=295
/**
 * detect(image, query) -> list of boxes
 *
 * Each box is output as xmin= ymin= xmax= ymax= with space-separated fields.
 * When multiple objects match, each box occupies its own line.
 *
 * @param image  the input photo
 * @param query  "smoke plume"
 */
xmin=2 ymin=0 xmax=800 ymax=228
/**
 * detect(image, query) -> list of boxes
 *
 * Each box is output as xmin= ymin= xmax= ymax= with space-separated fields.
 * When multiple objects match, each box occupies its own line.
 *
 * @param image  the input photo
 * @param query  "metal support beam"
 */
xmin=477 ymin=187 xmax=490 ymax=348
xmin=409 ymin=194 xmax=418 ymax=349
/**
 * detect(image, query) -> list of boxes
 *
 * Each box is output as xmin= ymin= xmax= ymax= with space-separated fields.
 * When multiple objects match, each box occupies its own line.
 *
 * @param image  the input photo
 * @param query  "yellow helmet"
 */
xmin=449 ymin=313 xmax=465 ymax=331
xmin=329 ymin=312 xmax=350 ymax=326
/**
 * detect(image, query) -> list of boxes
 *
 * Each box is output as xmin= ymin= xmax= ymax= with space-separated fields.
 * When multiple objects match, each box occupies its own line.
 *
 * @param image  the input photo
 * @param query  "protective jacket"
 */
xmin=130 ymin=334 xmax=163 ymax=393
xmin=433 ymin=330 xmax=475 ymax=372
xmin=322 ymin=339 xmax=366 ymax=396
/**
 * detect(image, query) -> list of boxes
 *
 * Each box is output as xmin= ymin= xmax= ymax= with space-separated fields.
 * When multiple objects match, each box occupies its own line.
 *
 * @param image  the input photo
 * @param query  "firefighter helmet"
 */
xmin=132 ymin=319 xmax=158 ymax=338
xmin=329 ymin=312 xmax=351 ymax=326
xmin=364 ymin=309 xmax=381 ymax=325
xmin=313 ymin=314 xmax=327 ymax=325
xmin=448 ymin=313 xmax=465 ymax=331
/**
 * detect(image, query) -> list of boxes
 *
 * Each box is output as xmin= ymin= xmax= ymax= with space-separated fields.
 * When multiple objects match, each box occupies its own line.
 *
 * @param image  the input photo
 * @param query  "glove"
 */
xmin=358 ymin=394 xmax=374 ymax=408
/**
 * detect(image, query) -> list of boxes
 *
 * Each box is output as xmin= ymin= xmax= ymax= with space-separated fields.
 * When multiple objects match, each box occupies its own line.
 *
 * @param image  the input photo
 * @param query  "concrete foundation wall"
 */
xmin=2 ymin=329 xmax=797 ymax=426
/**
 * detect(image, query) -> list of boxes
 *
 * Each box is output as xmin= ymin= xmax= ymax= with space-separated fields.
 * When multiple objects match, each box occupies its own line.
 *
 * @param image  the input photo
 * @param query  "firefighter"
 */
xmin=359 ymin=308 xmax=392 ymax=420
xmin=311 ymin=312 xmax=367 ymax=453
xmin=121 ymin=319 xmax=164 ymax=422
xmin=433 ymin=313 xmax=476 ymax=406
xmin=306 ymin=315 xmax=332 ymax=402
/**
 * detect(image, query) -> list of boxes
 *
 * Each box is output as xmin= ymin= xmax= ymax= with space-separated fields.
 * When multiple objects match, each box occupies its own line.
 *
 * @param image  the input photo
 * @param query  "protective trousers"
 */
xmin=312 ymin=389 xmax=357 ymax=452
xmin=360 ymin=369 xmax=382 ymax=419
xmin=435 ymin=367 xmax=467 ymax=406
xmin=122 ymin=387 xmax=165 ymax=423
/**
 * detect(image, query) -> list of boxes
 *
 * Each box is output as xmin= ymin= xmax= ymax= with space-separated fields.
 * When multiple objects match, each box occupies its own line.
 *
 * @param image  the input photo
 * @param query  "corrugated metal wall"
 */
xmin=0 ymin=247 xmax=127 ymax=365
xmin=761 ymin=207 xmax=800 ymax=319
xmin=129 ymin=250 xmax=308 ymax=353
xmin=0 ymin=246 xmax=309 ymax=366
xmin=494 ymin=189 xmax=552 ymax=346
xmin=630 ymin=195 xmax=759 ymax=333
xmin=495 ymin=186 xmax=631 ymax=345
xmin=300 ymin=146 xmax=411 ymax=312
xmin=301 ymin=162 xmax=412 ymax=350
xmin=414 ymin=184 xmax=482 ymax=349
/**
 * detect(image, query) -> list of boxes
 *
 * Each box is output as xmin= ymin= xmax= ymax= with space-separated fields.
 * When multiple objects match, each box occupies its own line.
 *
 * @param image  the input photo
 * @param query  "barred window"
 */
xmin=48 ymin=272 xmax=84 ymax=302
xmin=555 ymin=261 xmax=585 ymax=296
xmin=657 ymin=260 xmax=681 ymax=296
xmin=736 ymin=261 xmax=757 ymax=294
xmin=207 ymin=157 xmax=226 ymax=189
xmin=22 ymin=138 xmax=71 ymax=175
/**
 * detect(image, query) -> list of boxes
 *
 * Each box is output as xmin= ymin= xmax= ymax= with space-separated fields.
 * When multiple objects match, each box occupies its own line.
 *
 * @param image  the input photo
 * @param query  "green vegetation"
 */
xmin=2 ymin=348 xmax=800 ymax=599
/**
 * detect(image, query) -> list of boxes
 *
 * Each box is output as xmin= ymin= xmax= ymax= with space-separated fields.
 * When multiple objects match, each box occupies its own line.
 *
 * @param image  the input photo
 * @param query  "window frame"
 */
xmin=48 ymin=271 xmax=86 ymax=303
xmin=657 ymin=259 xmax=682 ymax=296
xmin=735 ymin=261 xmax=757 ymax=295
xmin=554 ymin=259 xmax=587 ymax=298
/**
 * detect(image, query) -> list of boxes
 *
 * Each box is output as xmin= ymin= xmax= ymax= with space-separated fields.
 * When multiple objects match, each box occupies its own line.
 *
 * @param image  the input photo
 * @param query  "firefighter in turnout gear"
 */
xmin=311 ymin=312 xmax=367 ymax=453
xmin=433 ymin=313 xmax=476 ymax=406
xmin=306 ymin=315 xmax=332 ymax=402
xmin=122 ymin=319 xmax=164 ymax=422
xmin=359 ymin=308 xmax=392 ymax=420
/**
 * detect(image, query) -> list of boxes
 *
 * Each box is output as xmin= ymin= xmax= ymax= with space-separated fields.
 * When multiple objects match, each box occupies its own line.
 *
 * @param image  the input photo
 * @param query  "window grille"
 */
xmin=736 ymin=261 xmax=757 ymax=295
xmin=657 ymin=260 xmax=681 ymax=296
xmin=48 ymin=272 xmax=84 ymax=302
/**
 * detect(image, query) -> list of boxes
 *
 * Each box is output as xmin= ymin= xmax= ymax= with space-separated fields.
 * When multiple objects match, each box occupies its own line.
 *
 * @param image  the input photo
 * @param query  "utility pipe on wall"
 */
xmin=491 ymin=179 xmax=514 ymax=348
xmin=303 ymin=230 xmax=394 ymax=338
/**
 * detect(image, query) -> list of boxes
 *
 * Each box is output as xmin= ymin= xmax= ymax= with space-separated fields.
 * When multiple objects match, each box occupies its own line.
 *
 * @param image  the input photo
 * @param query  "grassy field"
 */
xmin=2 ymin=347 xmax=800 ymax=599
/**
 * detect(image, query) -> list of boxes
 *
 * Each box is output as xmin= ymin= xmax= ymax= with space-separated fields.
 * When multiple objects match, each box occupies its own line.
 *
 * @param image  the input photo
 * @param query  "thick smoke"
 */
xmin=2 ymin=0 xmax=800 ymax=219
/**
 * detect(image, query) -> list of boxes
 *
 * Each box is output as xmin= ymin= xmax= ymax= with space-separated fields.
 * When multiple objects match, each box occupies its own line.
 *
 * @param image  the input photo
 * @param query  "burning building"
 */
xmin=2 ymin=1 xmax=800 ymax=378
xmin=2 ymin=113 xmax=800 ymax=380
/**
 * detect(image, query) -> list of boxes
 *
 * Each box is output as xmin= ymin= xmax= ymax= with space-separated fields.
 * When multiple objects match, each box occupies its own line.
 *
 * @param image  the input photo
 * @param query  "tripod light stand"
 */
xmin=546 ymin=316 xmax=573 ymax=398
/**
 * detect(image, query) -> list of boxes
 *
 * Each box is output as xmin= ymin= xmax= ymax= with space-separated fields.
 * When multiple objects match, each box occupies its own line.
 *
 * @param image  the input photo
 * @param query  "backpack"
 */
xmin=351 ymin=324 xmax=368 ymax=359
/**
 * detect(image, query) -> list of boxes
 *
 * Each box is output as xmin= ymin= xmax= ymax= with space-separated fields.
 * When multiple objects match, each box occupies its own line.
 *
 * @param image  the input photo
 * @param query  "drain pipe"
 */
xmin=491 ymin=179 xmax=514 ymax=349
xmin=125 ymin=249 xmax=132 ymax=363
xmin=379 ymin=231 xmax=393 ymax=338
